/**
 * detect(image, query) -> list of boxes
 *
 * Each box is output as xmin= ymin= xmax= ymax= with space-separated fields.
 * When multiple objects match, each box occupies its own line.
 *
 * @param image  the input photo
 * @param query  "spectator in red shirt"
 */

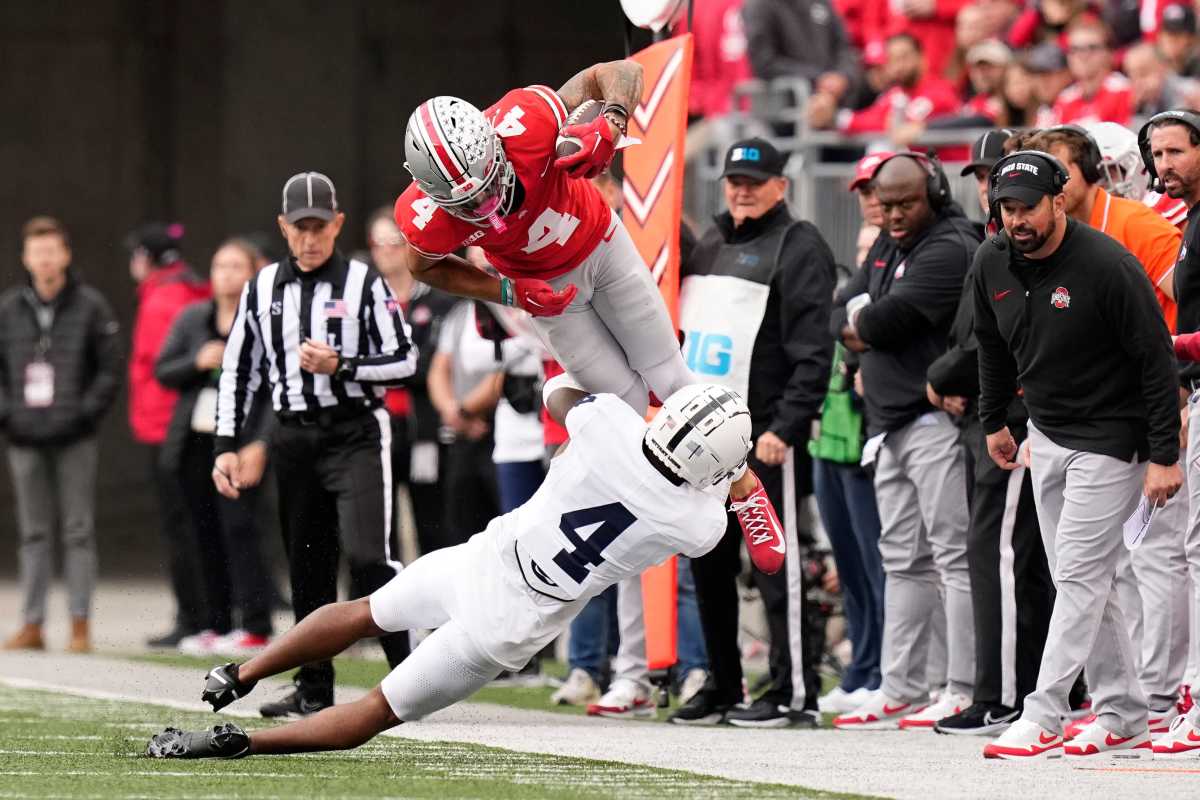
xmin=808 ymin=33 xmax=960 ymax=138
xmin=858 ymin=0 xmax=971 ymax=77
xmin=1008 ymin=0 xmax=1096 ymax=49
xmin=678 ymin=0 xmax=753 ymax=120
xmin=126 ymin=222 xmax=211 ymax=648
xmin=1051 ymin=18 xmax=1133 ymax=124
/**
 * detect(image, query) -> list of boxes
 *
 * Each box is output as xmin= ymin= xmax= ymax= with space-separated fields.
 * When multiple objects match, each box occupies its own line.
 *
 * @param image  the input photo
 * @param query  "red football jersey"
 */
xmin=1050 ymin=73 xmax=1133 ymax=126
xmin=1145 ymin=190 xmax=1189 ymax=229
xmin=396 ymin=85 xmax=611 ymax=281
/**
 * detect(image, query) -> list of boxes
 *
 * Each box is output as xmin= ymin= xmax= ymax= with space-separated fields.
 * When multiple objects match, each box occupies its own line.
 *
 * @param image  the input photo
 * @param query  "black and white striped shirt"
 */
xmin=215 ymin=253 xmax=416 ymax=453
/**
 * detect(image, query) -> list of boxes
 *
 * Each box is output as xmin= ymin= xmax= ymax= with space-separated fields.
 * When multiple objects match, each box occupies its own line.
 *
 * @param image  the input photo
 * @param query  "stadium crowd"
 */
xmin=9 ymin=0 xmax=1200 ymax=765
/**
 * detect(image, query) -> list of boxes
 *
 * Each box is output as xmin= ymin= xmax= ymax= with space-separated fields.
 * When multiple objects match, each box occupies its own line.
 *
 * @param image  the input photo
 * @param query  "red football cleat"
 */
xmin=730 ymin=474 xmax=786 ymax=574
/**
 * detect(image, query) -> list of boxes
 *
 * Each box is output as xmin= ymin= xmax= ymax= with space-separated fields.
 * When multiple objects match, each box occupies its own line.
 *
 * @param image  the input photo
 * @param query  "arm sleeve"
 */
xmin=768 ymin=229 xmax=835 ymax=443
xmin=1110 ymin=256 xmax=1180 ymax=465
xmin=1175 ymin=332 xmax=1200 ymax=361
xmin=926 ymin=279 xmax=979 ymax=397
xmin=215 ymin=282 xmax=264 ymax=456
xmin=79 ymin=292 xmax=123 ymax=422
xmin=830 ymin=262 xmax=870 ymax=337
xmin=153 ymin=307 xmax=204 ymax=390
xmin=743 ymin=0 xmax=822 ymax=81
xmin=347 ymin=276 xmax=418 ymax=386
xmin=855 ymin=238 xmax=970 ymax=350
xmin=972 ymin=249 xmax=1020 ymax=434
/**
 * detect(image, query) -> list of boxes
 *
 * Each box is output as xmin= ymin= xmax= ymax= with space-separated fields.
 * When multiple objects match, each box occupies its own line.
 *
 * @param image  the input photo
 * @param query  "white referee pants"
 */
xmin=534 ymin=210 xmax=693 ymax=414
xmin=1021 ymin=424 xmax=1149 ymax=737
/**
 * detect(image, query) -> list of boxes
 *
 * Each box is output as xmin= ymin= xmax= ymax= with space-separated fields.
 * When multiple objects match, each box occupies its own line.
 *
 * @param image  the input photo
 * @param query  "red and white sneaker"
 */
xmin=1149 ymin=710 xmax=1176 ymax=737
xmin=730 ymin=473 xmax=786 ymax=574
xmin=1064 ymin=721 xmax=1152 ymax=766
xmin=833 ymin=692 xmax=923 ymax=730
xmin=1153 ymin=714 xmax=1200 ymax=759
xmin=178 ymin=630 xmax=220 ymax=656
xmin=898 ymin=691 xmax=970 ymax=730
xmin=983 ymin=719 xmax=1064 ymax=760
xmin=213 ymin=629 xmax=271 ymax=657
xmin=1177 ymin=685 xmax=1194 ymax=717
xmin=1063 ymin=713 xmax=1095 ymax=740
xmin=586 ymin=679 xmax=656 ymax=719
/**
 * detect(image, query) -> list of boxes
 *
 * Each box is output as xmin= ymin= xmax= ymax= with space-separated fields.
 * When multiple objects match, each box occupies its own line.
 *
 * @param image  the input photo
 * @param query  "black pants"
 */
xmin=177 ymin=434 xmax=274 ymax=636
xmin=963 ymin=418 xmax=1054 ymax=709
xmin=691 ymin=451 xmax=821 ymax=711
xmin=149 ymin=446 xmax=205 ymax=633
xmin=439 ymin=435 xmax=499 ymax=549
xmin=389 ymin=417 xmax=446 ymax=557
xmin=272 ymin=410 xmax=409 ymax=693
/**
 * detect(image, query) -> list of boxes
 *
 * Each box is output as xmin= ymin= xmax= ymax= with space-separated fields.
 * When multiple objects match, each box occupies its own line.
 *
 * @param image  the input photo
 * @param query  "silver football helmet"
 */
xmin=403 ymin=96 xmax=516 ymax=226
xmin=644 ymin=384 xmax=752 ymax=488
xmin=1085 ymin=121 xmax=1150 ymax=201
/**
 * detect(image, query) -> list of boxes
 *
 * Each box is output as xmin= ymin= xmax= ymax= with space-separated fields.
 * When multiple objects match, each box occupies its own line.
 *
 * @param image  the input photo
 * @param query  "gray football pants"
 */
xmin=1021 ymin=424 xmax=1149 ymax=737
xmin=1183 ymin=396 xmax=1200 ymax=726
xmin=873 ymin=412 xmax=974 ymax=702
xmin=534 ymin=211 xmax=693 ymax=414
xmin=1114 ymin=449 xmax=1190 ymax=713
xmin=7 ymin=437 xmax=99 ymax=625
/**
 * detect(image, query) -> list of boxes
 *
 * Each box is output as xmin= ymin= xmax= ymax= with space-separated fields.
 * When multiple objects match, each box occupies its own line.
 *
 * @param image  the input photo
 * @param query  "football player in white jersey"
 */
xmin=146 ymin=380 xmax=788 ymax=759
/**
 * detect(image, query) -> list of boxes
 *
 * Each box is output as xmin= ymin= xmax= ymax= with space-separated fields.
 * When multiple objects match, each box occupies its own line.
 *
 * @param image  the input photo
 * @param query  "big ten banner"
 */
xmin=622 ymin=32 xmax=693 ymax=677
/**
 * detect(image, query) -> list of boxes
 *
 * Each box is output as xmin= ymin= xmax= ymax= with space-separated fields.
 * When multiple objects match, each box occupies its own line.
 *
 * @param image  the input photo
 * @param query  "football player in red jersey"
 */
xmin=394 ymin=59 xmax=693 ymax=417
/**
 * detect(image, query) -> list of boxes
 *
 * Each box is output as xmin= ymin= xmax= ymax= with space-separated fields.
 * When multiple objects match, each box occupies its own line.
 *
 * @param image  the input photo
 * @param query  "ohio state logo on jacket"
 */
xmin=1051 ymin=286 xmax=1071 ymax=309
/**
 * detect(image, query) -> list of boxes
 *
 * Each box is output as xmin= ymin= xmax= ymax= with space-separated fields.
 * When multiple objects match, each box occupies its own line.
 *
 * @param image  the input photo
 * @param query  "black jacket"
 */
xmin=395 ymin=283 xmax=457 ymax=442
xmin=0 ymin=274 xmax=122 ymax=446
xmin=832 ymin=205 xmax=982 ymax=434
xmin=1174 ymin=202 xmax=1200 ymax=387
xmin=685 ymin=203 xmax=835 ymax=442
xmin=974 ymin=220 xmax=1179 ymax=465
xmin=156 ymin=300 xmax=272 ymax=472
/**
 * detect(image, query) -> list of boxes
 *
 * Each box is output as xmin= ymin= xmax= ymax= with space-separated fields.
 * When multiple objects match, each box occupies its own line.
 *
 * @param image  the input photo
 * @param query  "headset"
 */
xmin=987 ymin=149 xmax=1071 ymax=229
xmin=1042 ymin=124 xmax=1102 ymax=184
xmin=1137 ymin=109 xmax=1200 ymax=192
xmin=875 ymin=150 xmax=952 ymax=211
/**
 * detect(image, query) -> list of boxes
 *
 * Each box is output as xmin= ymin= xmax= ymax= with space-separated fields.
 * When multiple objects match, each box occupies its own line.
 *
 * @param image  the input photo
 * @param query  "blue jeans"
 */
xmin=676 ymin=558 xmax=708 ymax=674
xmin=495 ymin=460 xmax=545 ymax=514
xmin=567 ymin=585 xmax=619 ymax=681
xmin=813 ymin=457 xmax=885 ymax=692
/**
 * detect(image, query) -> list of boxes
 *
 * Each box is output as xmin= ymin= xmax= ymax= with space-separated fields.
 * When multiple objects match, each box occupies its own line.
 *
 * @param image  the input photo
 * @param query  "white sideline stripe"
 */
xmin=0 ymin=770 xmax=305 ymax=778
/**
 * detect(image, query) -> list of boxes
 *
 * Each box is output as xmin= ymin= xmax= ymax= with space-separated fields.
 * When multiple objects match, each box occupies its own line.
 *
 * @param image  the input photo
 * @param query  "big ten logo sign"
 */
xmin=683 ymin=330 xmax=732 ymax=376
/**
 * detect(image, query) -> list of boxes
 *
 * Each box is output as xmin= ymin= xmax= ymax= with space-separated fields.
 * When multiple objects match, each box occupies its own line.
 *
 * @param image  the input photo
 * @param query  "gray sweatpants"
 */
xmin=1021 ymin=424 xmax=1148 ymax=737
xmin=873 ymin=412 xmax=974 ymax=701
xmin=1182 ymin=396 xmax=1200 ymax=726
xmin=536 ymin=211 xmax=693 ymax=415
xmin=7 ymin=437 xmax=100 ymax=625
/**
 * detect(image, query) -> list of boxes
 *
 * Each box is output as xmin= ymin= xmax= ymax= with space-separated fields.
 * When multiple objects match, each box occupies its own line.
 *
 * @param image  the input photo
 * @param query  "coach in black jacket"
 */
xmin=974 ymin=150 xmax=1179 ymax=755
xmin=0 ymin=216 xmax=121 ymax=653
xmin=829 ymin=153 xmax=980 ymax=728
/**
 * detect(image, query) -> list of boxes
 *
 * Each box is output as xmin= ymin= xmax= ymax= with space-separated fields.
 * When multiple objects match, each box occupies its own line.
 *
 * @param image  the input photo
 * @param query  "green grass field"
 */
xmin=0 ymin=685 xmax=873 ymax=800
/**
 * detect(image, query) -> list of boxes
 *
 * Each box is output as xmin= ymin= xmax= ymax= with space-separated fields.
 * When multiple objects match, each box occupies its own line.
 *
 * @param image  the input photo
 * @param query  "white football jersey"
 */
xmin=491 ymin=393 xmax=729 ymax=603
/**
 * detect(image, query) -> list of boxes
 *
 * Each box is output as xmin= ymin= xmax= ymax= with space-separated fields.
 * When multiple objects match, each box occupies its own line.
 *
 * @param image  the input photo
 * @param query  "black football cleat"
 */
xmin=145 ymin=722 xmax=250 ymax=759
xmin=259 ymin=685 xmax=333 ymax=718
xmin=202 ymin=662 xmax=257 ymax=712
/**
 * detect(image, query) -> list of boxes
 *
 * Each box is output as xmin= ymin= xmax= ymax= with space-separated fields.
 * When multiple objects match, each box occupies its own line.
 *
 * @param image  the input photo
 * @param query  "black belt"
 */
xmin=277 ymin=402 xmax=378 ymax=428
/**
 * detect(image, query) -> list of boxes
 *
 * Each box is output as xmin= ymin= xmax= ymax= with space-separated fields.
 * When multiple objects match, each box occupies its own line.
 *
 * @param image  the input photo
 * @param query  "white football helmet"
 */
xmin=403 ymin=96 xmax=516 ymax=226
xmin=1084 ymin=121 xmax=1150 ymax=201
xmin=644 ymin=384 xmax=752 ymax=488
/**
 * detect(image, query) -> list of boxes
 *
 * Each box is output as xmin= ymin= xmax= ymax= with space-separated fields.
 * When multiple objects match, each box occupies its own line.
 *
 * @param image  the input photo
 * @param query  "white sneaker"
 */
xmin=211 ymin=629 xmax=271 ymax=657
xmin=550 ymin=668 xmax=600 ymax=707
xmin=586 ymin=679 xmax=656 ymax=719
xmin=1064 ymin=720 xmax=1152 ymax=766
xmin=899 ymin=692 xmax=970 ymax=731
xmin=678 ymin=668 xmax=708 ymax=706
xmin=983 ymin=719 xmax=1064 ymax=760
xmin=1153 ymin=714 xmax=1200 ymax=759
xmin=178 ymin=630 xmax=220 ymax=656
xmin=818 ymin=686 xmax=873 ymax=714
xmin=833 ymin=691 xmax=924 ymax=730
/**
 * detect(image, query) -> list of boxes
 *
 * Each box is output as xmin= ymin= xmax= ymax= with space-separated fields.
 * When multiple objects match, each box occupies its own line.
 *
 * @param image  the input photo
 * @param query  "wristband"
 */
xmin=500 ymin=277 xmax=515 ymax=307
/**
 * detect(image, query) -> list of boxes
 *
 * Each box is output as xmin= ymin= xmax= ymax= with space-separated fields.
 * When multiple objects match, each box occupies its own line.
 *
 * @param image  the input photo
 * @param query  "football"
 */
xmin=554 ymin=99 xmax=604 ymax=160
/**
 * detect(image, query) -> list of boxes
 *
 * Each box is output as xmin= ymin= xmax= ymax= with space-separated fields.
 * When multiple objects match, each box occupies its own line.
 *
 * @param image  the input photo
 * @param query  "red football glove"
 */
xmin=511 ymin=278 xmax=578 ymax=318
xmin=730 ymin=473 xmax=786 ymax=575
xmin=554 ymin=115 xmax=617 ymax=180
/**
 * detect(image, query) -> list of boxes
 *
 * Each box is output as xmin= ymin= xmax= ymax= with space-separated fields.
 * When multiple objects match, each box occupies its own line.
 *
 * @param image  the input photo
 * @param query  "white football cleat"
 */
xmin=1064 ymin=720 xmax=1152 ymax=766
xmin=983 ymin=719 xmax=1064 ymax=760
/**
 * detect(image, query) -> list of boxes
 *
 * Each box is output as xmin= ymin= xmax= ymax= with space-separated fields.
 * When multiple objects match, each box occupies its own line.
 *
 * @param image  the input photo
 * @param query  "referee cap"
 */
xmin=282 ymin=172 xmax=338 ymax=223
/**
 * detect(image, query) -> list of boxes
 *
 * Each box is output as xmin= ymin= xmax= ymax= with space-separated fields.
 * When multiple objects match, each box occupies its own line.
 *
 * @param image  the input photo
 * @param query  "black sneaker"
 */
xmin=202 ymin=663 xmax=258 ymax=712
xmin=668 ymin=691 xmax=732 ymax=726
xmin=146 ymin=722 xmax=250 ymax=759
xmin=725 ymin=698 xmax=821 ymax=729
xmin=145 ymin=627 xmax=195 ymax=649
xmin=258 ymin=685 xmax=333 ymax=718
xmin=933 ymin=702 xmax=1019 ymax=736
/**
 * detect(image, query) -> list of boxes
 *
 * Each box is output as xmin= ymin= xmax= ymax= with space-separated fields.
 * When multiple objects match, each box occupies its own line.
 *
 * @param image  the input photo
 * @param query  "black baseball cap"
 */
xmin=1163 ymin=3 xmax=1196 ymax=33
xmin=1022 ymin=42 xmax=1068 ymax=74
xmin=281 ymin=171 xmax=338 ymax=223
xmin=124 ymin=222 xmax=185 ymax=263
xmin=960 ymin=129 xmax=1015 ymax=176
xmin=721 ymin=138 xmax=788 ymax=180
xmin=992 ymin=153 xmax=1065 ymax=206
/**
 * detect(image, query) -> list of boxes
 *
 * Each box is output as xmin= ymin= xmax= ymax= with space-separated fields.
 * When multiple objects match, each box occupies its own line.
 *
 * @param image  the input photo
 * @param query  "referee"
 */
xmin=214 ymin=172 xmax=417 ymax=717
